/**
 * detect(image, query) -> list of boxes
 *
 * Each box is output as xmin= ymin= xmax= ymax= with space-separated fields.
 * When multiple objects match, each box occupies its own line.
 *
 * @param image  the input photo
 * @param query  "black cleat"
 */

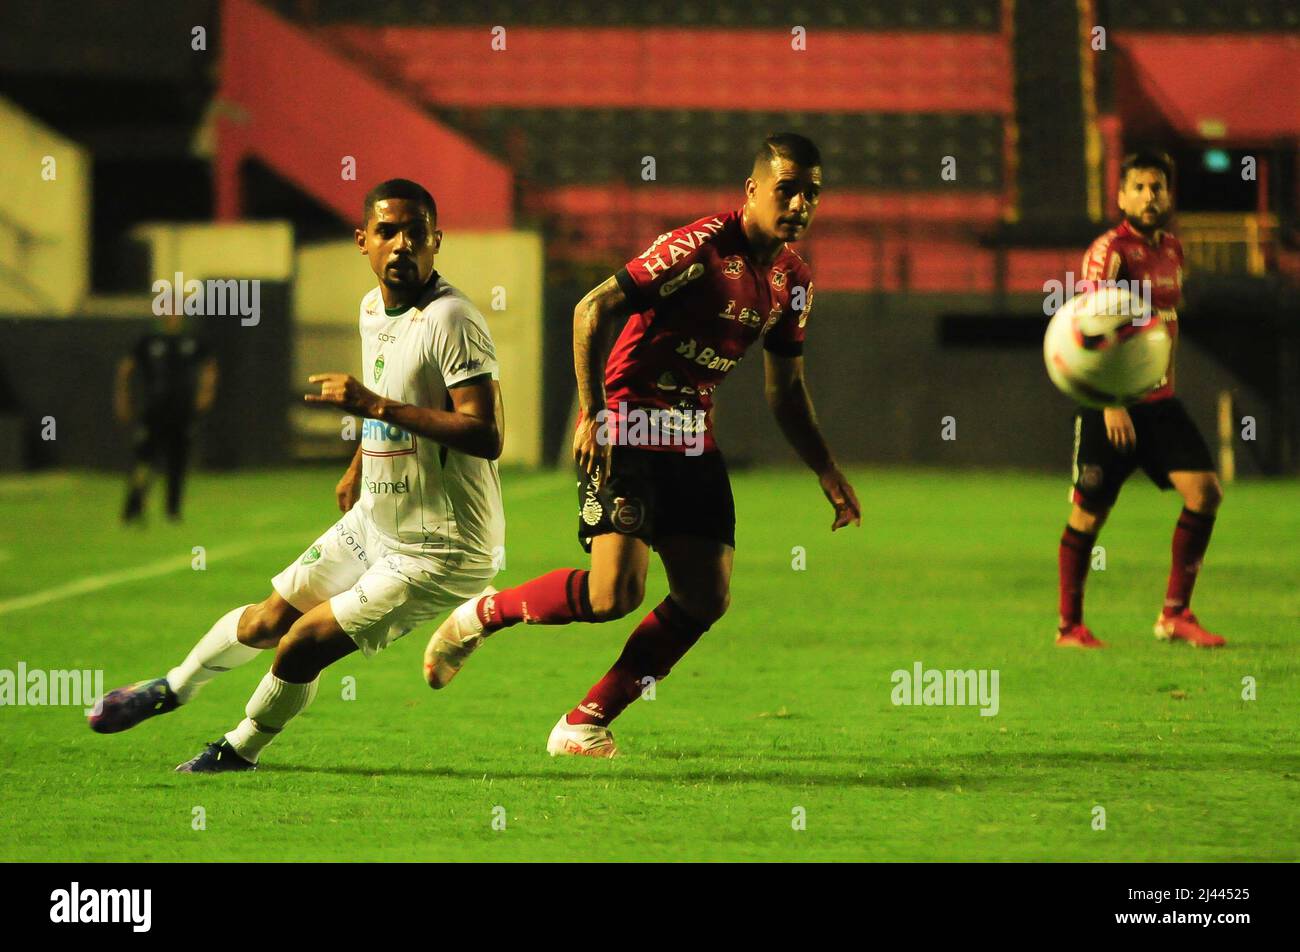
xmin=175 ymin=739 xmax=257 ymax=773
xmin=88 ymin=677 xmax=179 ymax=734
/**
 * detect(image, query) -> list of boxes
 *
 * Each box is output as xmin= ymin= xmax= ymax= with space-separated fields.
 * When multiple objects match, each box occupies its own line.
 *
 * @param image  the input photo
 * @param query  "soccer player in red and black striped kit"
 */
xmin=423 ymin=133 xmax=861 ymax=755
xmin=1057 ymin=150 xmax=1225 ymax=649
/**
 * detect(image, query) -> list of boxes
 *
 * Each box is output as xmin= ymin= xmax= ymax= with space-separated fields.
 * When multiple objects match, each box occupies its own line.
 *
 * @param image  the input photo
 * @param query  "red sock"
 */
xmin=568 ymin=597 xmax=709 ymax=726
xmin=1164 ymin=507 xmax=1215 ymax=615
xmin=479 ymin=569 xmax=595 ymax=632
xmin=1058 ymin=525 xmax=1096 ymax=628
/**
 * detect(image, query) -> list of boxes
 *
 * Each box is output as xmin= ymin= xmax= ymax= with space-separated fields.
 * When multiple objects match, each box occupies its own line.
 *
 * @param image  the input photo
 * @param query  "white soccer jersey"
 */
xmin=354 ymin=272 xmax=503 ymax=568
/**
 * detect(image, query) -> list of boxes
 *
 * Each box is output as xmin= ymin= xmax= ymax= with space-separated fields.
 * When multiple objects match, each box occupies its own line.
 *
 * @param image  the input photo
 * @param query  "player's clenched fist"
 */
xmin=818 ymin=466 xmax=862 ymax=531
xmin=572 ymin=414 xmax=611 ymax=478
xmin=304 ymin=373 xmax=384 ymax=418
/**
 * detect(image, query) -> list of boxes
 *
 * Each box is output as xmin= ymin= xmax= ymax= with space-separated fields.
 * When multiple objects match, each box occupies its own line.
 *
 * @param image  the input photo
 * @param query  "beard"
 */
xmin=1125 ymin=207 xmax=1171 ymax=234
xmin=381 ymin=259 xmax=423 ymax=291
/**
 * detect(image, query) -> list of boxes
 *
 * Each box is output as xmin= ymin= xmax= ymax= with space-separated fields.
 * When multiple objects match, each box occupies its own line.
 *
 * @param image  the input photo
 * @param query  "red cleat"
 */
xmin=1056 ymin=623 xmax=1106 ymax=648
xmin=1154 ymin=610 xmax=1226 ymax=648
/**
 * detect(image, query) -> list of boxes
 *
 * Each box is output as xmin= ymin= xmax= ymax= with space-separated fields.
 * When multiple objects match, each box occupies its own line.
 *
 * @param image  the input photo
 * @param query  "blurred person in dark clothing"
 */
xmin=116 ymin=312 xmax=218 ymax=523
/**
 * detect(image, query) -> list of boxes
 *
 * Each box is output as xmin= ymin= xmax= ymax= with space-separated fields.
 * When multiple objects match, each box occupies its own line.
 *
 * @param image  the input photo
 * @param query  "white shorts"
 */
xmin=271 ymin=506 xmax=496 ymax=657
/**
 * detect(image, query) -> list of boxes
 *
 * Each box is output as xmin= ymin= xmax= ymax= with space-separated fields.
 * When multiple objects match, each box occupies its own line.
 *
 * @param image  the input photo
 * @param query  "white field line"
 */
xmin=0 ymin=541 xmax=267 ymax=618
xmin=0 ymin=476 xmax=569 ymax=618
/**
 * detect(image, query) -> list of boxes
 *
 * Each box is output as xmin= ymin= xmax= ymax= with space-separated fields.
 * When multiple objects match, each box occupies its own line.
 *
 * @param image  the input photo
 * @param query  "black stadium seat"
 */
xmin=270 ymin=0 xmax=1001 ymax=30
xmin=435 ymin=107 xmax=1002 ymax=190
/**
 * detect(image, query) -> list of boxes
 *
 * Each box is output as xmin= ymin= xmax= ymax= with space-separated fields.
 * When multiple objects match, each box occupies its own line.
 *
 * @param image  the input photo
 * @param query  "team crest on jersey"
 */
xmin=301 ymin=544 xmax=322 ymax=565
xmin=723 ymin=256 xmax=745 ymax=279
xmin=770 ymin=269 xmax=787 ymax=289
xmin=373 ymin=354 xmax=385 ymax=382
xmin=1132 ymin=247 xmax=1146 ymax=261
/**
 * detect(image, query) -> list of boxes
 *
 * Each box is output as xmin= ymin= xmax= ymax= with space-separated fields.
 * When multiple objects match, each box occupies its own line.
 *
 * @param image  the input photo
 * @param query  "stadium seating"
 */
xmin=233 ymin=0 xmax=1298 ymax=296
xmin=270 ymin=0 xmax=1002 ymax=30
xmin=1105 ymin=0 xmax=1299 ymax=31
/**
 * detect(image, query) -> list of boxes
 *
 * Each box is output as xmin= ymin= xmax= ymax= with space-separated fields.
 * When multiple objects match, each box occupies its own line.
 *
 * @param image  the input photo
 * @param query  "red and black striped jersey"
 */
xmin=1080 ymin=219 xmax=1183 ymax=402
xmin=596 ymin=209 xmax=814 ymax=453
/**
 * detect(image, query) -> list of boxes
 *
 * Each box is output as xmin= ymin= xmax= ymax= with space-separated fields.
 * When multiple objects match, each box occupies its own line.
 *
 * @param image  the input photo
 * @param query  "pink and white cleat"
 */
xmin=1056 ymin=623 xmax=1106 ymax=649
xmin=423 ymin=586 xmax=497 ymax=689
xmin=1154 ymin=610 xmax=1226 ymax=648
xmin=546 ymin=715 xmax=619 ymax=758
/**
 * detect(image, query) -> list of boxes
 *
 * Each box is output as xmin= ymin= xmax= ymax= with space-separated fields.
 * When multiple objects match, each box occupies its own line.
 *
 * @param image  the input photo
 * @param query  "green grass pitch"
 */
xmin=0 ymin=465 xmax=1296 ymax=861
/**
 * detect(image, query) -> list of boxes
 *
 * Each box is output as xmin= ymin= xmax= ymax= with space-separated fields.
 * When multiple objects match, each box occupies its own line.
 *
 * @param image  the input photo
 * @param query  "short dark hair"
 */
xmin=363 ymin=178 xmax=437 ymax=226
xmin=754 ymin=132 xmax=822 ymax=174
xmin=1120 ymin=150 xmax=1175 ymax=190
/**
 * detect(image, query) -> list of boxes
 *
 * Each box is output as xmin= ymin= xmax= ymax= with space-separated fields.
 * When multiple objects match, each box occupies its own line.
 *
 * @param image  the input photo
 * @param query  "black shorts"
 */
xmin=577 ymin=446 xmax=736 ymax=552
xmin=132 ymin=421 xmax=191 ymax=465
xmin=1072 ymin=397 xmax=1214 ymax=509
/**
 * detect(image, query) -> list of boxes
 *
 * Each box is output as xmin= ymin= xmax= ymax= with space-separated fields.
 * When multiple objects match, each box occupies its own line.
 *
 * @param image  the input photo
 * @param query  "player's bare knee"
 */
xmin=675 ymin=589 xmax=729 ymax=625
xmin=1191 ymin=477 xmax=1223 ymax=514
xmin=589 ymin=576 xmax=645 ymax=622
xmin=272 ymin=631 xmax=324 ymax=683
xmin=237 ymin=599 xmax=294 ymax=649
xmin=1070 ymin=503 xmax=1108 ymax=535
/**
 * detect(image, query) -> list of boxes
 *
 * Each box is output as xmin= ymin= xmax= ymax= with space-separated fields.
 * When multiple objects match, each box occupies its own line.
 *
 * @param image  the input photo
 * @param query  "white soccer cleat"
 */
xmin=423 ymin=586 xmax=496 ymax=689
xmin=546 ymin=714 xmax=620 ymax=758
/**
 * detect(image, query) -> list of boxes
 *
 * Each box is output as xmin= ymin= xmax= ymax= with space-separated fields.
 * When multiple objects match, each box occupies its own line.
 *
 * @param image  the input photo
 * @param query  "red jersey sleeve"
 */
xmin=764 ymin=264 xmax=814 ymax=357
xmin=1079 ymin=231 xmax=1124 ymax=293
xmin=614 ymin=221 xmax=713 ymax=311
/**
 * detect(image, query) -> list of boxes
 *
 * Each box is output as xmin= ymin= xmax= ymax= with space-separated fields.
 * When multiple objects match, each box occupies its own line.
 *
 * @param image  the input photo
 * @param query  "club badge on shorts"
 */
xmin=611 ymin=496 xmax=645 ymax=534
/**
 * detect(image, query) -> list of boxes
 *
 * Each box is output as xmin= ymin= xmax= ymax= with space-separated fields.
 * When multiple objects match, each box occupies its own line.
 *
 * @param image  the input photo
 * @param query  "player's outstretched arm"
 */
xmin=572 ymin=274 xmax=633 ymax=476
xmin=305 ymin=372 xmax=504 ymax=461
xmin=763 ymin=351 xmax=861 ymax=530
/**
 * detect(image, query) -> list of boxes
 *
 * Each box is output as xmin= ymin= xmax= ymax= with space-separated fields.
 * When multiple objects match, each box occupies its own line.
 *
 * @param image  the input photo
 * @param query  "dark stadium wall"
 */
xmin=538 ymin=288 xmax=1296 ymax=476
xmin=711 ymin=290 xmax=1295 ymax=476
xmin=0 ymin=284 xmax=292 ymax=471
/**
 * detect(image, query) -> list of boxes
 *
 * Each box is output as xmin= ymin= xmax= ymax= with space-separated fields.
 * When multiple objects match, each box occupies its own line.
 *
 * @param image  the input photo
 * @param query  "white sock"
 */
xmin=224 ymin=672 xmax=320 ymax=763
xmin=166 ymin=605 xmax=261 ymax=704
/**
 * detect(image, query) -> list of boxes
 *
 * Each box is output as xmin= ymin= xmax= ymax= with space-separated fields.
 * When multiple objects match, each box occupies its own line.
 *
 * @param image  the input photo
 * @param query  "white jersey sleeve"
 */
xmin=429 ymin=297 xmax=499 ymax=388
xmin=354 ymin=274 xmax=504 ymax=565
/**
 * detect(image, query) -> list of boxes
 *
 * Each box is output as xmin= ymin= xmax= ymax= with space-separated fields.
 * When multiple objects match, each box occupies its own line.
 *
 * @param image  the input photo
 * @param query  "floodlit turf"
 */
xmin=0 ymin=465 xmax=1296 ymax=861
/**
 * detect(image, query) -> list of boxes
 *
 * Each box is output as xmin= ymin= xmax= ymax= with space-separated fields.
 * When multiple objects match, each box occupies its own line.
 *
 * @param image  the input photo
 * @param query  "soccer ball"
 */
xmin=1043 ymin=286 xmax=1172 ymax=408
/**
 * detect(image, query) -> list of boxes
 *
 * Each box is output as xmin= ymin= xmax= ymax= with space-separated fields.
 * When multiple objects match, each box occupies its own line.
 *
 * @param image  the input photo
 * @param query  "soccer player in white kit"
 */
xmin=89 ymin=179 xmax=505 ymax=771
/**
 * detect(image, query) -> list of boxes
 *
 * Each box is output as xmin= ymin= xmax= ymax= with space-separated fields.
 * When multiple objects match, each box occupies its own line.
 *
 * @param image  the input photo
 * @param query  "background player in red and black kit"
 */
xmin=424 ymin=133 xmax=861 ymax=756
xmin=1057 ymin=150 xmax=1225 ymax=650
